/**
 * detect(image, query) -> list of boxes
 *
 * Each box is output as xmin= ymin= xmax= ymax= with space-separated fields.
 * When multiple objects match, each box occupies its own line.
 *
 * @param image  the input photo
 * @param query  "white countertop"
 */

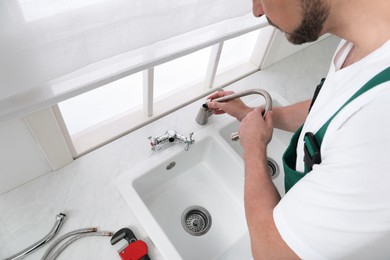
xmin=0 ymin=36 xmax=339 ymax=260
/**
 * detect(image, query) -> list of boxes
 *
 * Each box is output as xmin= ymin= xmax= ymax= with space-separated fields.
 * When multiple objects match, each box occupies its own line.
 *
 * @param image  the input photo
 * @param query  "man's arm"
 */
xmin=239 ymin=108 xmax=299 ymax=259
xmin=272 ymin=100 xmax=311 ymax=132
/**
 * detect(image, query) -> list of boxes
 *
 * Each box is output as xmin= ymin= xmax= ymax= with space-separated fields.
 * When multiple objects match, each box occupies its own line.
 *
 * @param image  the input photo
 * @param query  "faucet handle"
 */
xmin=184 ymin=132 xmax=195 ymax=151
xmin=149 ymin=131 xmax=195 ymax=151
xmin=148 ymin=136 xmax=161 ymax=151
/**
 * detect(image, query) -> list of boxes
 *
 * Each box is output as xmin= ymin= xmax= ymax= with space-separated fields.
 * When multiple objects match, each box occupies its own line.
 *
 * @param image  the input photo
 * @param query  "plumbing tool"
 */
xmin=41 ymin=227 xmax=113 ymax=260
xmin=44 ymin=230 xmax=112 ymax=260
xmin=110 ymin=228 xmax=151 ymax=260
xmin=5 ymin=213 xmax=66 ymax=260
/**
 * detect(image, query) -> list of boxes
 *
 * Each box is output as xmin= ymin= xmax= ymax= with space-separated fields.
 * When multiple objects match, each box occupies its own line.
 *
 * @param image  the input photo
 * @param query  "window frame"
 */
xmin=25 ymin=26 xmax=278 ymax=166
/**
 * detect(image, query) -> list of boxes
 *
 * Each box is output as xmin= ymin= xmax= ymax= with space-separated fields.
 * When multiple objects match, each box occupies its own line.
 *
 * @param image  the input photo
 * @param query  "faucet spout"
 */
xmin=195 ymin=89 xmax=272 ymax=141
xmin=195 ymin=103 xmax=213 ymax=125
xmin=195 ymin=89 xmax=272 ymax=125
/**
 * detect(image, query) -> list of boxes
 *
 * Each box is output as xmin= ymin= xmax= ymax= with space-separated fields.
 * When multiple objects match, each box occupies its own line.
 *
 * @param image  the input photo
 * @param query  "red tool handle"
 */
xmin=119 ymin=240 xmax=149 ymax=260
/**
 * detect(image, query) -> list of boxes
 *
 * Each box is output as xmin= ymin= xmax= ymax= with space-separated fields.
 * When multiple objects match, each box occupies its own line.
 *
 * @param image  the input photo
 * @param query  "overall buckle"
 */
xmin=304 ymin=132 xmax=322 ymax=172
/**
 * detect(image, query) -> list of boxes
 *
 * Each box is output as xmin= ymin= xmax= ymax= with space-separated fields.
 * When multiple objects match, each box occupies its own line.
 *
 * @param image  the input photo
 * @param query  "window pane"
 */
xmin=154 ymin=47 xmax=212 ymax=100
xmin=58 ymin=72 xmax=142 ymax=135
xmin=217 ymin=30 xmax=259 ymax=73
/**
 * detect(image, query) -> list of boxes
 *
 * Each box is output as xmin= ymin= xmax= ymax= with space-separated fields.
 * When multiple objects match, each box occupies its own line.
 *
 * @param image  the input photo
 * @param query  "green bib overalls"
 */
xmin=282 ymin=67 xmax=390 ymax=193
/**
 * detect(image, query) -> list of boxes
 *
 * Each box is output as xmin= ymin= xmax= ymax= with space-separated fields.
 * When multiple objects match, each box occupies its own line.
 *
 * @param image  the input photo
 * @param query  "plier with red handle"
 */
xmin=110 ymin=228 xmax=151 ymax=260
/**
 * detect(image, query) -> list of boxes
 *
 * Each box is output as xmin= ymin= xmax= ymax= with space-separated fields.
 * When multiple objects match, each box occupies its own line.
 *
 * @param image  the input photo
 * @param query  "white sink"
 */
xmin=117 ymin=92 xmax=292 ymax=259
xmin=219 ymin=123 xmax=292 ymax=196
xmin=117 ymin=134 xmax=249 ymax=259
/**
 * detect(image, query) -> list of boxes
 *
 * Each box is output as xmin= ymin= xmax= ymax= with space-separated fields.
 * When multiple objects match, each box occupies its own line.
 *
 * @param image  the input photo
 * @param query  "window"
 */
xmin=154 ymin=47 xmax=212 ymax=102
xmin=56 ymin=27 xmax=276 ymax=157
xmin=59 ymin=72 xmax=143 ymax=135
xmin=218 ymin=30 xmax=259 ymax=73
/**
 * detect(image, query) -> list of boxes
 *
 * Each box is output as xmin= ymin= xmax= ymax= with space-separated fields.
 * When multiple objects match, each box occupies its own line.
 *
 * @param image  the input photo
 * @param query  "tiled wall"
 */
xmin=0 ymin=118 xmax=52 ymax=194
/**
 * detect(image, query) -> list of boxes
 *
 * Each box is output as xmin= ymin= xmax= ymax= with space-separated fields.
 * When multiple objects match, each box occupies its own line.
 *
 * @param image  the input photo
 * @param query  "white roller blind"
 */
xmin=0 ymin=0 xmax=267 ymax=120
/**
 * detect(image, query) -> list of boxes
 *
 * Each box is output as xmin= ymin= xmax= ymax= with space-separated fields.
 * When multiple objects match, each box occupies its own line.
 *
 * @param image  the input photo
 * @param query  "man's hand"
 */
xmin=207 ymin=90 xmax=253 ymax=121
xmin=239 ymin=107 xmax=273 ymax=154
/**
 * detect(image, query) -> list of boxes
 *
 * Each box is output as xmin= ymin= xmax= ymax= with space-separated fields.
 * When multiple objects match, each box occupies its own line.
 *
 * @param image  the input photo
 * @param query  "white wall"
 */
xmin=0 ymin=118 xmax=51 ymax=194
xmin=262 ymin=31 xmax=332 ymax=69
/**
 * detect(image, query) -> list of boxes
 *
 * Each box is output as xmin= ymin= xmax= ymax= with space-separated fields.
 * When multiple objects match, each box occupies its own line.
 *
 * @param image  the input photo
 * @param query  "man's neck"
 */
xmin=327 ymin=0 xmax=390 ymax=67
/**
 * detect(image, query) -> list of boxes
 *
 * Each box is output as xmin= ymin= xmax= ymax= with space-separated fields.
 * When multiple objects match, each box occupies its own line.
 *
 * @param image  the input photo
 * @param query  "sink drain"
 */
xmin=166 ymin=161 xmax=176 ymax=170
xmin=181 ymin=206 xmax=212 ymax=236
xmin=267 ymin=158 xmax=279 ymax=179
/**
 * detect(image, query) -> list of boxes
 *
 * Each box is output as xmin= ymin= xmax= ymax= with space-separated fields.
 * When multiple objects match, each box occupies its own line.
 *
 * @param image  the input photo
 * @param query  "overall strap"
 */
xmin=304 ymin=67 xmax=390 ymax=172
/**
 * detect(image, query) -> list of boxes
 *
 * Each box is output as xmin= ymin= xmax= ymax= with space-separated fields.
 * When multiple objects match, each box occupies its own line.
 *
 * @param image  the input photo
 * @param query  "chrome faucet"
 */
xmin=148 ymin=130 xmax=195 ymax=151
xmin=195 ymin=89 xmax=272 ymax=141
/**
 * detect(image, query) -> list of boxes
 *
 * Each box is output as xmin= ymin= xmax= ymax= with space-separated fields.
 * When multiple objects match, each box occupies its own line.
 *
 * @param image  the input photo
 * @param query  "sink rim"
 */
xmin=117 ymin=131 xmax=246 ymax=260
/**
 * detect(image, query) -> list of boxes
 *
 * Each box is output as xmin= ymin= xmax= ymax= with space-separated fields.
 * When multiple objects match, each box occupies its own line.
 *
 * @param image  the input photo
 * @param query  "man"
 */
xmin=208 ymin=0 xmax=390 ymax=259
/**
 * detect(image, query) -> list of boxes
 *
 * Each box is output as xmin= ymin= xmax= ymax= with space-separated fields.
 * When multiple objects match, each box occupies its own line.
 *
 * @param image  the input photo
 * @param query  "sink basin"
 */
xmin=219 ymin=122 xmax=292 ymax=196
xmin=117 ymin=134 xmax=250 ymax=259
xmin=117 ymin=91 xmax=292 ymax=259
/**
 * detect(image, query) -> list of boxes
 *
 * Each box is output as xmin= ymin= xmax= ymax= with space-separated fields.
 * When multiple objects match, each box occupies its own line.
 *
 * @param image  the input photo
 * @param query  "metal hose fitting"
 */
xmin=41 ymin=227 xmax=97 ymax=260
xmin=5 ymin=213 xmax=66 ymax=260
xmin=45 ymin=231 xmax=113 ymax=260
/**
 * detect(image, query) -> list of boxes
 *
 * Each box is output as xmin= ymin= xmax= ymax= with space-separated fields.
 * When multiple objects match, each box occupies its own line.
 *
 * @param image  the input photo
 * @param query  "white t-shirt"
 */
xmin=273 ymin=39 xmax=390 ymax=259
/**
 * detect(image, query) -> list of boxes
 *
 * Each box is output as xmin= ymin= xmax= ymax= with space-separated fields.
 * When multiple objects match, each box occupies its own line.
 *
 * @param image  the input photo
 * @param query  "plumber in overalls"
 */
xmin=207 ymin=0 xmax=390 ymax=258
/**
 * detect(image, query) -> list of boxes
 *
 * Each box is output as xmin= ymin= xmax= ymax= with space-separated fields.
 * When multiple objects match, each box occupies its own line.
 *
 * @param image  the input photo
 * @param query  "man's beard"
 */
xmin=269 ymin=0 xmax=330 ymax=45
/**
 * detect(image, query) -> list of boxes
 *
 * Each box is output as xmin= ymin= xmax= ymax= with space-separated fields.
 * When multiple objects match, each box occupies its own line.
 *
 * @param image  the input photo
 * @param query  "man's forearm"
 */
xmin=272 ymin=100 xmax=311 ymax=132
xmin=243 ymin=147 xmax=298 ymax=259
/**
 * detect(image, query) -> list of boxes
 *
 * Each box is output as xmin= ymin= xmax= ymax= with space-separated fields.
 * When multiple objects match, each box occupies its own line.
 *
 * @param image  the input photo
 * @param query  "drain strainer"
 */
xmin=181 ymin=206 xmax=212 ymax=236
xmin=267 ymin=158 xmax=279 ymax=179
